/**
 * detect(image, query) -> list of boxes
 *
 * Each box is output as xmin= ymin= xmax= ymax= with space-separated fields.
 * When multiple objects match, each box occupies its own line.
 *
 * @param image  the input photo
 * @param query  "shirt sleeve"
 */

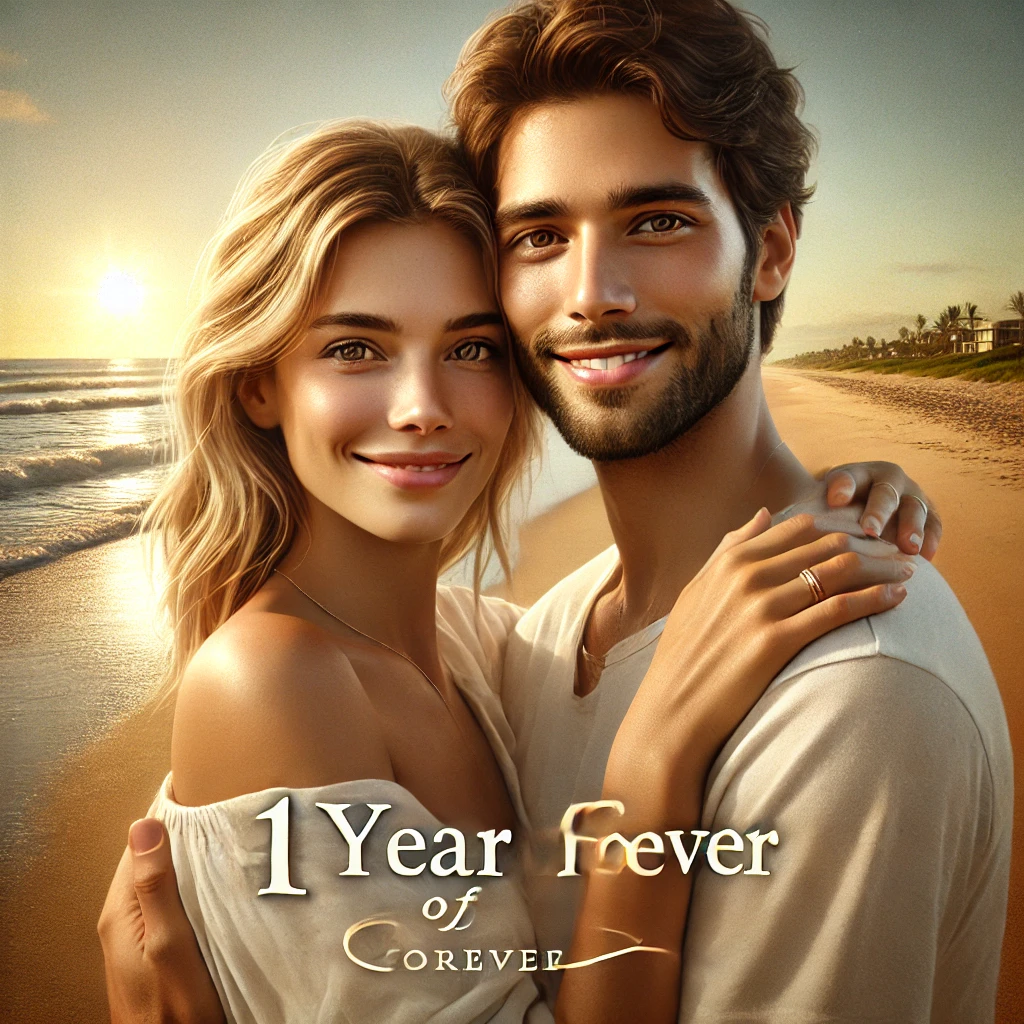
xmin=151 ymin=776 xmax=547 ymax=1024
xmin=677 ymin=655 xmax=1008 ymax=1024
xmin=436 ymin=586 xmax=526 ymax=697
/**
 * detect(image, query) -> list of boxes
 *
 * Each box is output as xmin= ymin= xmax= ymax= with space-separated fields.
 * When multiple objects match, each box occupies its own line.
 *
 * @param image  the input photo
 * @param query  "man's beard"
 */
xmin=513 ymin=280 xmax=756 ymax=462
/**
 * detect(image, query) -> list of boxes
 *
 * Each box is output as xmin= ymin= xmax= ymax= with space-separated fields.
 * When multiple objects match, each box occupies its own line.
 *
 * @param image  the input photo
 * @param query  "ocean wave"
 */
xmin=0 ymin=441 xmax=170 ymax=497
xmin=0 ymin=501 xmax=150 ymax=579
xmin=0 ymin=376 xmax=164 ymax=394
xmin=0 ymin=392 xmax=164 ymax=415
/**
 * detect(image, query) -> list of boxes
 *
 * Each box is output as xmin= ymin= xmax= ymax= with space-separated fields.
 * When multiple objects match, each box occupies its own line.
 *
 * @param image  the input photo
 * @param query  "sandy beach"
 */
xmin=1 ymin=365 xmax=1021 ymax=1021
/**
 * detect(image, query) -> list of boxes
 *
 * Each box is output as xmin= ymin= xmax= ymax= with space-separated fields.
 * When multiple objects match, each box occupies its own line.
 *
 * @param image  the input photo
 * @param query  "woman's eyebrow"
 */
xmin=309 ymin=312 xmax=398 ymax=331
xmin=444 ymin=312 xmax=504 ymax=332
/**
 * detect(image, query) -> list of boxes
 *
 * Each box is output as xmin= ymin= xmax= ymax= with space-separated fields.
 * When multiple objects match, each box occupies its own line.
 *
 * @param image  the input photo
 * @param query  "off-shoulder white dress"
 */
xmin=151 ymin=588 xmax=552 ymax=1024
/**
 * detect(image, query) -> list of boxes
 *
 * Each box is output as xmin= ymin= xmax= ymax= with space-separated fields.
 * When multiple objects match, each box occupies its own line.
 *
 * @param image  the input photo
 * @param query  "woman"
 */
xmin=99 ymin=119 xmax=924 ymax=1023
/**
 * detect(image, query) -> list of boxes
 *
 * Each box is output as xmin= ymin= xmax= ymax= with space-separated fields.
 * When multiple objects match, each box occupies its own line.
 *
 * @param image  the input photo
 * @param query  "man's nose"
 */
xmin=563 ymin=229 xmax=637 ymax=323
xmin=386 ymin=361 xmax=454 ymax=435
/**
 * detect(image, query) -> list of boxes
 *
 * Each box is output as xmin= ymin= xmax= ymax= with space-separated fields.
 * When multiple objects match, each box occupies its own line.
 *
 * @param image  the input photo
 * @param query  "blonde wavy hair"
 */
xmin=146 ymin=120 xmax=540 ymax=691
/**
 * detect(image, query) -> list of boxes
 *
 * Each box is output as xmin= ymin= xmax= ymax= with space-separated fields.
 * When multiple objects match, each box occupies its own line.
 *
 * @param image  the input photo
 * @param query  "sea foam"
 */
xmin=0 ymin=441 xmax=170 ymax=497
xmin=0 ymin=501 xmax=151 ymax=579
xmin=0 ymin=376 xmax=164 ymax=394
xmin=0 ymin=392 xmax=164 ymax=415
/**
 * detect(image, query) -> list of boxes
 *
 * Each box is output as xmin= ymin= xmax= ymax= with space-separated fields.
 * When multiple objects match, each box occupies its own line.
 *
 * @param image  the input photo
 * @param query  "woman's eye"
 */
xmin=634 ymin=213 xmax=690 ymax=234
xmin=329 ymin=341 xmax=377 ymax=362
xmin=451 ymin=340 xmax=493 ymax=362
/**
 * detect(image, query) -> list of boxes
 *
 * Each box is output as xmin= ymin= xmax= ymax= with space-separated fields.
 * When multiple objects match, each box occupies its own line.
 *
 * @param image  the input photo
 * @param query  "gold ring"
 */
xmin=906 ymin=494 xmax=930 ymax=518
xmin=875 ymin=480 xmax=901 ymax=505
xmin=800 ymin=568 xmax=827 ymax=605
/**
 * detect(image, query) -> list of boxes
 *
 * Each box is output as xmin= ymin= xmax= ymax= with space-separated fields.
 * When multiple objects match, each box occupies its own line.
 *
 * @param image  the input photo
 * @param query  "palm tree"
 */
xmin=934 ymin=305 xmax=964 ymax=354
xmin=1007 ymin=291 xmax=1024 ymax=358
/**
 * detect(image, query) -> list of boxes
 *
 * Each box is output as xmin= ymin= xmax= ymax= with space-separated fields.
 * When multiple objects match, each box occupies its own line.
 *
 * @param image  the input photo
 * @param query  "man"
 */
xmin=444 ymin=2 xmax=1011 ymax=1019
xmin=100 ymin=1 xmax=1011 ymax=1020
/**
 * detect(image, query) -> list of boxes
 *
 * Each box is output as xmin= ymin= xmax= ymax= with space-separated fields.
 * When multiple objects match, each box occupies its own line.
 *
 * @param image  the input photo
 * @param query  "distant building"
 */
xmin=955 ymin=318 xmax=1023 ymax=354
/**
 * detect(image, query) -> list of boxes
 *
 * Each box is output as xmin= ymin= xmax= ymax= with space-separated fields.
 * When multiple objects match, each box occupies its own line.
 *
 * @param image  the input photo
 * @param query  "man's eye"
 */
xmin=516 ymin=229 xmax=561 ymax=250
xmin=634 ymin=214 xmax=690 ymax=234
xmin=329 ymin=341 xmax=377 ymax=362
xmin=451 ymin=340 xmax=493 ymax=362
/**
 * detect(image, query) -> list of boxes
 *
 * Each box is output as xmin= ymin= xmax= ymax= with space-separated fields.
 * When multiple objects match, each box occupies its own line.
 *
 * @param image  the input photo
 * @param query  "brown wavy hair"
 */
xmin=146 ymin=120 xmax=540 ymax=691
xmin=445 ymin=0 xmax=817 ymax=352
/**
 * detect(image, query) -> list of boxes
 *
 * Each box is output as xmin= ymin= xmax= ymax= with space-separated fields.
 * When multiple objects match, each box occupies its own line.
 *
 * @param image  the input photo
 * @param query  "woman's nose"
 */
xmin=386 ymin=362 xmax=454 ymax=435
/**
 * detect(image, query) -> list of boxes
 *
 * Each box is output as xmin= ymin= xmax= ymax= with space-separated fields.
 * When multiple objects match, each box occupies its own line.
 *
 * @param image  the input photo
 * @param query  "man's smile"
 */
xmin=550 ymin=340 xmax=673 ymax=386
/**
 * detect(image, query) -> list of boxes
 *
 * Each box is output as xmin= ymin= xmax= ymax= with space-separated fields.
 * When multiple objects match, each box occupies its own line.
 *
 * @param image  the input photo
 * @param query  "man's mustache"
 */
xmin=527 ymin=318 xmax=694 ymax=358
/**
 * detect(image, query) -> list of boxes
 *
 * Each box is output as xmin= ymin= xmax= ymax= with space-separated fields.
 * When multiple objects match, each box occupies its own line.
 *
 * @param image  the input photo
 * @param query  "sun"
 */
xmin=97 ymin=269 xmax=145 ymax=316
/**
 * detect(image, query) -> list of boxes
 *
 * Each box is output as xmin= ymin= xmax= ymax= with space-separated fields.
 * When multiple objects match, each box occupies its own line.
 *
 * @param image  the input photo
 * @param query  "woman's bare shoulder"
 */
xmin=171 ymin=609 xmax=393 ymax=806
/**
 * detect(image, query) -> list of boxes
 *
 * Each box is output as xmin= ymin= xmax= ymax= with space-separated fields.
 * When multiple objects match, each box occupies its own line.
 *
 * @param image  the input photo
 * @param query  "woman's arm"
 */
xmin=555 ymin=510 xmax=915 ymax=1023
xmin=99 ymin=610 xmax=394 ymax=1023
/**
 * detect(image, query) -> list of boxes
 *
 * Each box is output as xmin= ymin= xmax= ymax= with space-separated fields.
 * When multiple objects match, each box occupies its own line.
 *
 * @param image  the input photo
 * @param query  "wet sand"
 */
xmin=1 ymin=366 xmax=1021 ymax=1021
xmin=0 ymin=540 xmax=171 ymax=1021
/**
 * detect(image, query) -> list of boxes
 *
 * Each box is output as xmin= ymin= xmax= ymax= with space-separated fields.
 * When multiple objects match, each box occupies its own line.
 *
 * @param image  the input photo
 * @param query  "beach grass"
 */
xmin=776 ymin=348 xmax=1024 ymax=383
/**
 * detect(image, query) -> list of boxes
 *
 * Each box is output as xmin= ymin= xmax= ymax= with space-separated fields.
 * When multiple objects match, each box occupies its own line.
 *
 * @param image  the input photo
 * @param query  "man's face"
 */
xmin=494 ymin=93 xmax=757 ymax=460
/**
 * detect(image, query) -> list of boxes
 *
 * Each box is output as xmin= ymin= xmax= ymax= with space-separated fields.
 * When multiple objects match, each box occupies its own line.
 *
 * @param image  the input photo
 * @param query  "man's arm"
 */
xmin=98 ymin=818 xmax=225 ymax=1024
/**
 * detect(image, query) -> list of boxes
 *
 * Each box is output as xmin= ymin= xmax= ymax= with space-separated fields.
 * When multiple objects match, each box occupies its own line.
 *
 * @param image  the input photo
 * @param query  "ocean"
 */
xmin=0 ymin=358 xmax=170 ymax=579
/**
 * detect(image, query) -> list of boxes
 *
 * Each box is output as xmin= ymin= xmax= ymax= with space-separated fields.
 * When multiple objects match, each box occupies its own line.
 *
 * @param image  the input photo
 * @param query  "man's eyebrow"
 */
xmin=308 ymin=312 xmax=398 ymax=332
xmin=444 ymin=312 xmax=505 ymax=332
xmin=607 ymin=182 xmax=713 ymax=211
xmin=494 ymin=198 xmax=571 ymax=232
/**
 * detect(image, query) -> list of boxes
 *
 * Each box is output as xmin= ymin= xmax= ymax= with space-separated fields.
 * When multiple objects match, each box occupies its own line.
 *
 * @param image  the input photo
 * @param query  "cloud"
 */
xmin=0 ymin=50 xmax=26 ymax=70
xmin=0 ymin=90 xmax=52 ymax=124
xmin=892 ymin=262 xmax=960 ymax=275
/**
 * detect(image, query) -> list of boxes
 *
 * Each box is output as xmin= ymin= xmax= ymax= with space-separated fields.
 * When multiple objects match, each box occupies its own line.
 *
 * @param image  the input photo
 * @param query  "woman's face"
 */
xmin=243 ymin=219 xmax=514 ymax=546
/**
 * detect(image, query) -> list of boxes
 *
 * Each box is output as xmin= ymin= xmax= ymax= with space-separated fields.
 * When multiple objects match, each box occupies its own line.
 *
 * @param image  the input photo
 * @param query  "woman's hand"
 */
xmin=609 ymin=509 xmax=911 ymax=801
xmin=824 ymin=461 xmax=941 ymax=560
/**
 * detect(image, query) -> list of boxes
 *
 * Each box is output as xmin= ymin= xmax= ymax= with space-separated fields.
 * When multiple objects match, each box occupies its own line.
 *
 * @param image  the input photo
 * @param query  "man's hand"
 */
xmin=824 ymin=461 xmax=942 ymax=560
xmin=98 ymin=818 xmax=225 ymax=1024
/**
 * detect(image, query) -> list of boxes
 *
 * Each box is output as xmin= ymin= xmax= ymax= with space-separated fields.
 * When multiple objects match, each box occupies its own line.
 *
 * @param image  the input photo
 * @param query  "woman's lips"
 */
xmin=354 ymin=453 xmax=470 ymax=490
xmin=553 ymin=342 xmax=671 ymax=387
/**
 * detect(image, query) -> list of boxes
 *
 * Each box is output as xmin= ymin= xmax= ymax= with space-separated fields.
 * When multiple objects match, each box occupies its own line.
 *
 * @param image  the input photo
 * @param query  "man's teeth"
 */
xmin=569 ymin=351 xmax=648 ymax=370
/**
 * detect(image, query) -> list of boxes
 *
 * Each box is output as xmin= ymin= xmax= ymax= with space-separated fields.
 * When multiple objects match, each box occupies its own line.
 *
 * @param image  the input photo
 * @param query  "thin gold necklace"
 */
xmin=273 ymin=569 xmax=459 ymax=726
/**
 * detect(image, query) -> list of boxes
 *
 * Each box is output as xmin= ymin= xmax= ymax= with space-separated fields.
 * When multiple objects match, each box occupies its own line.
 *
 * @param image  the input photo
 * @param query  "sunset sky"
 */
xmin=2 ymin=0 xmax=1022 ymax=361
